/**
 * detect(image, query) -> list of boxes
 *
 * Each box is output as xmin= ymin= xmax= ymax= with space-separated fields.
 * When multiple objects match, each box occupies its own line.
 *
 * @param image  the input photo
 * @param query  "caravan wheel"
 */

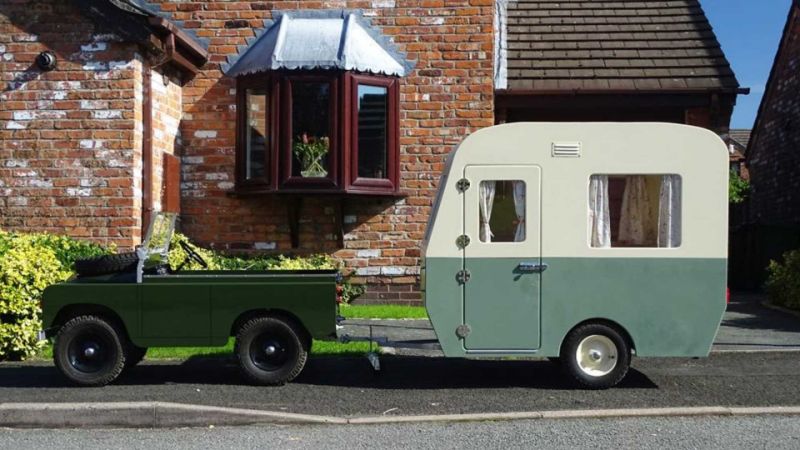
xmin=560 ymin=323 xmax=631 ymax=389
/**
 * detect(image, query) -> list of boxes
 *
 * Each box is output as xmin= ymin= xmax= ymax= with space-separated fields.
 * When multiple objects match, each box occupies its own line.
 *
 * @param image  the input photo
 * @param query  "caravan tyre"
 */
xmin=560 ymin=323 xmax=631 ymax=389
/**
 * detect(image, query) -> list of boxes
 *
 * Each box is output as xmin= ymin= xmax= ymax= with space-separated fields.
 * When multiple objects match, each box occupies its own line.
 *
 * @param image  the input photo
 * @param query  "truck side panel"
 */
xmin=41 ymin=284 xmax=140 ymax=339
xmin=209 ymin=281 xmax=336 ymax=345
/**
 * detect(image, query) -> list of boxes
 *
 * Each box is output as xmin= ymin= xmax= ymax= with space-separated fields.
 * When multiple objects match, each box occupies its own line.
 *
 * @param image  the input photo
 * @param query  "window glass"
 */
xmin=245 ymin=89 xmax=268 ymax=180
xmin=589 ymin=174 xmax=682 ymax=248
xmin=357 ymin=84 xmax=388 ymax=179
xmin=479 ymin=180 xmax=526 ymax=243
xmin=291 ymin=81 xmax=331 ymax=178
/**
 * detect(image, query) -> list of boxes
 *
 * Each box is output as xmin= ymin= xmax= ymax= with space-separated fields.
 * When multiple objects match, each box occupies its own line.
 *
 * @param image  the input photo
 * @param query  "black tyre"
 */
xmin=124 ymin=345 xmax=147 ymax=370
xmin=54 ymin=315 xmax=126 ymax=387
xmin=74 ymin=252 xmax=139 ymax=277
xmin=235 ymin=316 xmax=308 ymax=386
xmin=560 ymin=323 xmax=631 ymax=389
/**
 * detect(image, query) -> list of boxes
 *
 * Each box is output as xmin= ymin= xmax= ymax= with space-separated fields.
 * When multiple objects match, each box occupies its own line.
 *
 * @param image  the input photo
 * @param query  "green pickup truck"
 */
xmin=41 ymin=213 xmax=339 ymax=387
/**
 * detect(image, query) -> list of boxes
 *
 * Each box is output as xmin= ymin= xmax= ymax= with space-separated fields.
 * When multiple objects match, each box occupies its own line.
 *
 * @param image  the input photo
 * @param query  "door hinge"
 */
xmin=456 ymin=178 xmax=470 ymax=192
xmin=456 ymin=324 xmax=471 ymax=339
xmin=456 ymin=234 xmax=471 ymax=249
xmin=456 ymin=269 xmax=471 ymax=284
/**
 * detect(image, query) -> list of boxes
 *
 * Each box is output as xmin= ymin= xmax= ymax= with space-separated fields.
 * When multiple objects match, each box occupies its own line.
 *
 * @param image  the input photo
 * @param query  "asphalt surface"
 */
xmin=3 ymin=415 xmax=800 ymax=449
xmin=1 ymin=292 xmax=800 ymax=418
xmin=2 ymin=352 xmax=800 ymax=417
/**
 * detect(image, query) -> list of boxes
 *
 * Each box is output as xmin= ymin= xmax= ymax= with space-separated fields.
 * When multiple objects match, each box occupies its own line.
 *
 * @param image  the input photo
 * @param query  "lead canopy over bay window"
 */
xmin=225 ymin=11 xmax=413 ymax=195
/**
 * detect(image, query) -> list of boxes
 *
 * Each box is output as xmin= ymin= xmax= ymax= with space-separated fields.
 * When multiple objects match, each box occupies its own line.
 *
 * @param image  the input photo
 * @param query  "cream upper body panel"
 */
xmin=423 ymin=122 xmax=729 ymax=259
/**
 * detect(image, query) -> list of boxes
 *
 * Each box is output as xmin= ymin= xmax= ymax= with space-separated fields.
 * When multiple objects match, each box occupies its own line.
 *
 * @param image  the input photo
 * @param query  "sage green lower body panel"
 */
xmin=425 ymin=257 xmax=727 ymax=358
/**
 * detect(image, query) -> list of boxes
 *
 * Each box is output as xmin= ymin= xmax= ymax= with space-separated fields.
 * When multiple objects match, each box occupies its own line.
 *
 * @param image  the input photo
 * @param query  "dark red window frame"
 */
xmin=234 ymin=71 xmax=401 ymax=196
xmin=346 ymin=73 xmax=399 ymax=194
xmin=235 ymin=74 xmax=279 ymax=189
xmin=280 ymin=73 xmax=340 ymax=190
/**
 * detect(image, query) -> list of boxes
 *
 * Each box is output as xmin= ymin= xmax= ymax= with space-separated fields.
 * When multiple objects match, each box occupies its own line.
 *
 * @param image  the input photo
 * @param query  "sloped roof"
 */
xmin=505 ymin=0 xmax=741 ymax=91
xmin=728 ymin=129 xmax=752 ymax=149
xmin=225 ymin=10 xmax=414 ymax=78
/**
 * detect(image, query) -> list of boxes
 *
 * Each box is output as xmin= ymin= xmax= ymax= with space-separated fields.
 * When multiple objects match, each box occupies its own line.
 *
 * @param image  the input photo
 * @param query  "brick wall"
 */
xmin=149 ymin=73 xmax=183 ymax=212
xmin=747 ymin=4 xmax=800 ymax=226
xmin=0 ymin=0 xmax=143 ymax=248
xmin=729 ymin=2 xmax=800 ymax=289
xmin=152 ymin=0 xmax=495 ymax=302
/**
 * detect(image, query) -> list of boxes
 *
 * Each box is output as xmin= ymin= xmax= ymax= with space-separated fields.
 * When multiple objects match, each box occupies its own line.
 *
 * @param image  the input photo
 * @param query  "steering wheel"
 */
xmin=177 ymin=240 xmax=208 ymax=270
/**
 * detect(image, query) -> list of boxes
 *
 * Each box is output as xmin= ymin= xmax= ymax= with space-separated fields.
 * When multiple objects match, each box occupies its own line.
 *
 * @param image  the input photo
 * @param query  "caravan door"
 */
xmin=462 ymin=165 xmax=542 ymax=352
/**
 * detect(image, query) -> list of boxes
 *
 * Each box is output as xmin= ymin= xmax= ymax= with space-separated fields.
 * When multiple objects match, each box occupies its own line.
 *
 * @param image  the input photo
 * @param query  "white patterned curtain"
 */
xmin=512 ymin=181 xmax=526 ymax=242
xmin=589 ymin=175 xmax=611 ymax=248
xmin=619 ymin=175 xmax=656 ymax=246
xmin=658 ymin=175 xmax=682 ymax=248
xmin=479 ymin=181 xmax=496 ymax=242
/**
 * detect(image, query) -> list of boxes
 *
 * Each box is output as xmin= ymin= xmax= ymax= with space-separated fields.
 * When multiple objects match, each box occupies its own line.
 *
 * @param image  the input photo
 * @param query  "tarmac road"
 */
xmin=3 ymin=415 xmax=800 ymax=449
xmin=2 ymin=351 xmax=800 ymax=417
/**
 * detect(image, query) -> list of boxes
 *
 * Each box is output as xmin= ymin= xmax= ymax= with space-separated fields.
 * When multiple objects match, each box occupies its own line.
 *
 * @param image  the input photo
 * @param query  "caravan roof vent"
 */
xmin=552 ymin=142 xmax=581 ymax=158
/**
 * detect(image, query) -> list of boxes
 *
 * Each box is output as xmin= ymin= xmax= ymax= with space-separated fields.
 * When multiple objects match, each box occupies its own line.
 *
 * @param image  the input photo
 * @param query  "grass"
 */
xmin=36 ymin=339 xmax=373 ymax=361
xmin=341 ymin=304 xmax=427 ymax=319
xmin=33 ymin=304 xmax=425 ymax=361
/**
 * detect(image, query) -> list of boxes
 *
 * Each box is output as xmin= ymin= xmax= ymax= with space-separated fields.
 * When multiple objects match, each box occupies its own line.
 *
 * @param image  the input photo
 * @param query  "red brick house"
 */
xmin=730 ymin=0 xmax=800 ymax=289
xmin=1 ymin=0 xmax=741 ymax=302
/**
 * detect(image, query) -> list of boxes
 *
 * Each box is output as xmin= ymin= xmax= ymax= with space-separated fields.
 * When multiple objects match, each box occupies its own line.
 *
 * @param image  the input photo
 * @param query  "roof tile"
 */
xmin=505 ymin=0 xmax=739 ymax=91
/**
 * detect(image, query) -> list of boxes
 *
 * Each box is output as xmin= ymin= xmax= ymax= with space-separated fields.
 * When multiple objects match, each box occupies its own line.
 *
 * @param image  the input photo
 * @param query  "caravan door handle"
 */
xmin=517 ymin=262 xmax=548 ymax=273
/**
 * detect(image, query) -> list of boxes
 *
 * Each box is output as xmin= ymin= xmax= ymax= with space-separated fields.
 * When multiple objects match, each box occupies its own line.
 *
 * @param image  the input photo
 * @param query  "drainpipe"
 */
xmin=142 ymin=66 xmax=153 ymax=234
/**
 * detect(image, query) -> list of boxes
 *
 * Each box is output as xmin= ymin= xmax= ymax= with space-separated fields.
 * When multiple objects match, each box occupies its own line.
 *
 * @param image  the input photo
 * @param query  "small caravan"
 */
xmin=422 ymin=122 xmax=729 ymax=388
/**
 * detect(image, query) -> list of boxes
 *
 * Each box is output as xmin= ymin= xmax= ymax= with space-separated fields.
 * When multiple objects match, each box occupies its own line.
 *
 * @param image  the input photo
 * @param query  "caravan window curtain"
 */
xmin=658 ymin=175 xmax=682 ymax=248
xmin=589 ymin=175 xmax=611 ymax=248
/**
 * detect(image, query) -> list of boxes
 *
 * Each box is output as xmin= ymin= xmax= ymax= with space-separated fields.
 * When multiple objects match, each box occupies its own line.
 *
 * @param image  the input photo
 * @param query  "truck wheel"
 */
xmin=54 ymin=315 xmax=126 ymax=387
xmin=560 ymin=323 xmax=631 ymax=389
xmin=124 ymin=345 xmax=147 ymax=370
xmin=235 ymin=316 xmax=308 ymax=386
xmin=74 ymin=252 xmax=139 ymax=277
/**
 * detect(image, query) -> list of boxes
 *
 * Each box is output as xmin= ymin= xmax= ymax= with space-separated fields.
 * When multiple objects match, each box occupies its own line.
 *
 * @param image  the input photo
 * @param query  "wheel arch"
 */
xmin=559 ymin=318 xmax=636 ymax=355
xmin=229 ymin=309 xmax=312 ymax=348
xmin=49 ymin=304 xmax=131 ymax=341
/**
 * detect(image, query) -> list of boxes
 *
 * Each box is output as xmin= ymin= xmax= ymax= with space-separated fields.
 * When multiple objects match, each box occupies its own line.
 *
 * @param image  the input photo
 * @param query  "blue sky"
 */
xmin=701 ymin=0 xmax=792 ymax=129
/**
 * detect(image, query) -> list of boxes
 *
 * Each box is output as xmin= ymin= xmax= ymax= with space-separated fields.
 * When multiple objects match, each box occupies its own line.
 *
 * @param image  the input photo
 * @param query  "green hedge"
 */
xmin=170 ymin=233 xmax=364 ymax=303
xmin=766 ymin=249 xmax=800 ymax=310
xmin=0 ymin=231 xmax=110 ymax=361
xmin=0 ymin=230 xmax=363 ymax=361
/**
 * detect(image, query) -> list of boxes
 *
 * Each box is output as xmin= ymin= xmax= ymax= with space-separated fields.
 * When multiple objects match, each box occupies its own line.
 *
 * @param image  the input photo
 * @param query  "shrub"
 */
xmin=766 ymin=249 xmax=800 ymax=310
xmin=729 ymin=170 xmax=750 ymax=204
xmin=168 ymin=233 xmax=365 ymax=303
xmin=0 ymin=234 xmax=71 ymax=360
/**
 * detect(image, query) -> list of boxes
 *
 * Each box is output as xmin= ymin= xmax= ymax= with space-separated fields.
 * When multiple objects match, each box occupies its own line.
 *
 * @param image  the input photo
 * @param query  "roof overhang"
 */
xmin=74 ymin=0 xmax=209 ymax=77
xmin=225 ymin=10 xmax=414 ymax=78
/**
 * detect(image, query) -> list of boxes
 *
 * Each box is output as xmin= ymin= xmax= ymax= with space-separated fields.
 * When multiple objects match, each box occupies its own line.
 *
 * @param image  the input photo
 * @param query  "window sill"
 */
xmin=226 ymin=187 xmax=407 ymax=199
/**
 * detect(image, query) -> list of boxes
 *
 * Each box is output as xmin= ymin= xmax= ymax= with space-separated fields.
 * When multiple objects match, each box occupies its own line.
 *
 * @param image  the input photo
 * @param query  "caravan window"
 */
xmin=589 ymin=174 xmax=682 ymax=248
xmin=479 ymin=180 xmax=526 ymax=243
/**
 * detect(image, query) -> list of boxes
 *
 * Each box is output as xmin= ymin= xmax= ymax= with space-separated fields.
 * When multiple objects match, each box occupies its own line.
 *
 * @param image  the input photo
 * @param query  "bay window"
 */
xmin=235 ymin=71 xmax=400 ymax=195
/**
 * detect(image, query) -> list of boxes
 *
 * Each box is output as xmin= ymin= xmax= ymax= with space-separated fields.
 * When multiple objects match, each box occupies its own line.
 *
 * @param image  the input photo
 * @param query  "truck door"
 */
xmin=462 ymin=165 xmax=542 ymax=351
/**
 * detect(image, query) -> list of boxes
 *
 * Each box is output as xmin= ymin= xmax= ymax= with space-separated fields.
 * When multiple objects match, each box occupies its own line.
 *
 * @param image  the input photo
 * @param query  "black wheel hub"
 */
xmin=249 ymin=332 xmax=295 ymax=372
xmin=67 ymin=331 xmax=113 ymax=374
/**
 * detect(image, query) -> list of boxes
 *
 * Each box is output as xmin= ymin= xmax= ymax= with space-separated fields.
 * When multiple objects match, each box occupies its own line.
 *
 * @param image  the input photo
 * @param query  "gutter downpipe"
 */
xmin=142 ymin=64 xmax=153 ymax=234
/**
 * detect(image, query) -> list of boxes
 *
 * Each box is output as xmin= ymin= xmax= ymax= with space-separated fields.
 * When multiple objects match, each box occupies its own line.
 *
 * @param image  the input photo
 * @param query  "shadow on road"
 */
xmin=0 ymin=356 xmax=657 ymax=390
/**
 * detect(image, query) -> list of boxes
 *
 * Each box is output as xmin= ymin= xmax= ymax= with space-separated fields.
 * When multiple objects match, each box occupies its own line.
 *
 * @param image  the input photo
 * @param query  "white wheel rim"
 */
xmin=575 ymin=334 xmax=618 ymax=377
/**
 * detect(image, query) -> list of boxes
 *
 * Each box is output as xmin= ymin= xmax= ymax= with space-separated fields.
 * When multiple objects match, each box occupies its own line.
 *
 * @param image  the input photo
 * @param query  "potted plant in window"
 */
xmin=293 ymin=134 xmax=329 ymax=178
